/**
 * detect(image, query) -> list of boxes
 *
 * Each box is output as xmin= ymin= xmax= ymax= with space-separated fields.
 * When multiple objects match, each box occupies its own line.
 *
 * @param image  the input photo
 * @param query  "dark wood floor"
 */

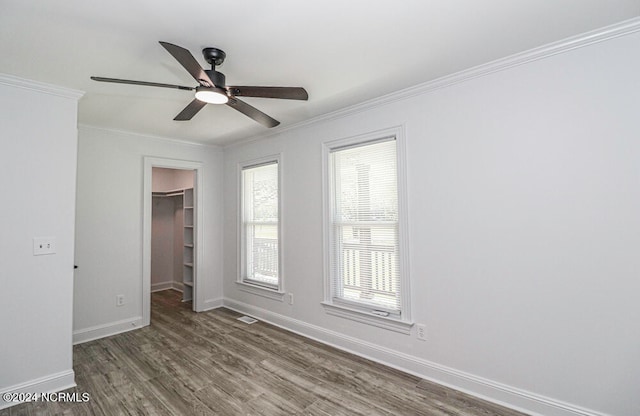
xmin=2 ymin=290 xmax=527 ymax=415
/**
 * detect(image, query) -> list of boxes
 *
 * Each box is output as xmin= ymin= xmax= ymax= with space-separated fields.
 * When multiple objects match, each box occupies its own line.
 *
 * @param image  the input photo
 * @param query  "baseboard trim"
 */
xmin=222 ymin=298 xmax=607 ymax=416
xmin=0 ymin=370 xmax=76 ymax=410
xmin=73 ymin=316 xmax=143 ymax=345
xmin=151 ymin=282 xmax=173 ymax=292
xmin=72 ymin=295 xmax=218 ymax=345
xmin=151 ymin=284 xmax=183 ymax=294
xmin=201 ymin=297 xmax=224 ymax=312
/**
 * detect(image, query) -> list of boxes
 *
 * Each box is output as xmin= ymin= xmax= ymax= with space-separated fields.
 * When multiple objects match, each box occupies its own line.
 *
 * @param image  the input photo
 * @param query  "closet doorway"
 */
xmin=151 ymin=168 xmax=195 ymax=306
xmin=142 ymin=158 xmax=204 ymax=326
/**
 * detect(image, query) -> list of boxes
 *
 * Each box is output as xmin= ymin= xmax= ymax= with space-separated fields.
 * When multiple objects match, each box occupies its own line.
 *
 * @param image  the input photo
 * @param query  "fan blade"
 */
xmin=227 ymin=86 xmax=308 ymax=100
xmin=91 ymin=76 xmax=195 ymax=91
xmin=227 ymin=97 xmax=280 ymax=128
xmin=174 ymin=99 xmax=207 ymax=121
xmin=159 ymin=41 xmax=214 ymax=88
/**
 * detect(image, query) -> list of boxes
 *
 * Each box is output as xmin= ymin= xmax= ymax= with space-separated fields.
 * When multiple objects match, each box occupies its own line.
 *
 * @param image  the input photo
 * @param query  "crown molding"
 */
xmin=0 ymin=73 xmax=84 ymax=100
xmin=225 ymin=16 xmax=640 ymax=149
xmin=78 ymin=124 xmax=223 ymax=151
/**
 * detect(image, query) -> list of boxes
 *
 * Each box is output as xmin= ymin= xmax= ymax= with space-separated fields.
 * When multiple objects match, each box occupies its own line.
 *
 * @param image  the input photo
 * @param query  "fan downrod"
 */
xmin=202 ymin=48 xmax=226 ymax=67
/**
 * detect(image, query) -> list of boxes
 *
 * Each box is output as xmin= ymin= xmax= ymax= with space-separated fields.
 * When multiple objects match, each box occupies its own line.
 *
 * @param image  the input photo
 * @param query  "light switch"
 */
xmin=33 ymin=237 xmax=56 ymax=255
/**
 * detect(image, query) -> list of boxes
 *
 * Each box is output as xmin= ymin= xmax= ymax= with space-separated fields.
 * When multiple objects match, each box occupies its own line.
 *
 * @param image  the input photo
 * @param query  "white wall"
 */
xmin=222 ymin=31 xmax=640 ymax=416
xmin=152 ymin=167 xmax=176 ymax=192
xmin=73 ymin=127 xmax=223 ymax=342
xmin=151 ymin=197 xmax=175 ymax=288
xmin=0 ymin=75 xmax=82 ymax=406
xmin=152 ymin=167 xmax=194 ymax=192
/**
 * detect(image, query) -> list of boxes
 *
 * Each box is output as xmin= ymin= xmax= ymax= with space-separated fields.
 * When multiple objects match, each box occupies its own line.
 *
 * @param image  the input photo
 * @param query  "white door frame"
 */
xmin=142 ymin=157 xmax=204 ymax=326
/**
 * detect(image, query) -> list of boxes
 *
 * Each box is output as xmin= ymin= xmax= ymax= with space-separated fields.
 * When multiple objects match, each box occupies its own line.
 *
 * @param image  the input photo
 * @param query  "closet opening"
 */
xmin=150 ymin=167 xmax=196 ymax=313
xmin=142 ymin=157 xmax=204 ymax=327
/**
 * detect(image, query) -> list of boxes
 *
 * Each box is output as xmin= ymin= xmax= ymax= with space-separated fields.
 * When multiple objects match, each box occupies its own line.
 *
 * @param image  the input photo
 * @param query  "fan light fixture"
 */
xmin=195 ymin=87 xmax=228 ymax=104
xmin=90 ymin=42 xmax=308 ymax=126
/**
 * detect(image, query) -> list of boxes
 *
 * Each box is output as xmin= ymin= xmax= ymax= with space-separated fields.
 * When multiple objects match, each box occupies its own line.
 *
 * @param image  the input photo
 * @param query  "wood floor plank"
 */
xmin=192 ymin=384 xmax=246 ymax=416
xmin=5 ymin=290 xmax=529 ymax=416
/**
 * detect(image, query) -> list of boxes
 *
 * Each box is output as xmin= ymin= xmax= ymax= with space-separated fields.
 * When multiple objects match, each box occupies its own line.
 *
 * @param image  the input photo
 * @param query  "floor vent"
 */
xmin=237 ymin=316 xmax=258 ymax=324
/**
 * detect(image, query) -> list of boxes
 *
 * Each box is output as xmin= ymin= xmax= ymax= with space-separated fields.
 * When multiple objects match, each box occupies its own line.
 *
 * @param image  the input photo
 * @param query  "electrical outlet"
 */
xmin=116 ymin=294 xmax=125 ymax=307
xmin=288 ymin=293 xmax=294 ymax=305
xmin=417 ymin=324 xmax=427 ymax=341
xmin=33 ymin=237 xmax=56 ymax=256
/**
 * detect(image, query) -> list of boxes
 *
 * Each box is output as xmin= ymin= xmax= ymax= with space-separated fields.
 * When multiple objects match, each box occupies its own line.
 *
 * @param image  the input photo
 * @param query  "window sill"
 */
xmin=236 ymin=281 xmax=285 ymax=302
xmin=321 ymin=301 xmax=413 ymax=334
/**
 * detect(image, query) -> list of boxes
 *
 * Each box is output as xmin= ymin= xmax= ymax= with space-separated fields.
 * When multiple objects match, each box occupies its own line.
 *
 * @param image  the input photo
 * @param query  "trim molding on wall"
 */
xmin=0 ymin=370 xmax=76 ymax=410
xmin=222 ymin=298 xmax=609 ymax=416
xmin=65 ymin=295 xmax=608 ymax=415
xmin=151 ymin=282 xmax=184 ymax=293
xmin=201 ymin=297 xmax=224 ymax=311
xmin=77 ymin=124 xmax=222 ymax=150
xmin=151 ymin=282 xmax=174 ymax=292
xmin=225 ymin=17 xmax=640 ymax=150
xmin=0 ymin=73 xmax=84 ymax=100
xmin=72 ymin=316 xmax=143 ymax=345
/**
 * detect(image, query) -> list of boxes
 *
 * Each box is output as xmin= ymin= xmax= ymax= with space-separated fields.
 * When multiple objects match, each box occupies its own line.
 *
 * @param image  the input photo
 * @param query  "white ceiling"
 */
xmin=1 ymin=1 xmax=639 ymax=146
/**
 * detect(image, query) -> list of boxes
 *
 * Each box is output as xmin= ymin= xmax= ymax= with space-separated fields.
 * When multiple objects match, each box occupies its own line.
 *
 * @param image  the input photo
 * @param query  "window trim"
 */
xmin=237 ymin=154 xmax=285 ymax=300
xmin=322 ymin=126 xmax=412 ymax=333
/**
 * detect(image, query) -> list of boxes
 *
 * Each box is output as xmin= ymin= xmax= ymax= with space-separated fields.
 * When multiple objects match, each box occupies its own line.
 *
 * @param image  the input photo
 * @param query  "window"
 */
xmin=240 ymin=159 xmax=281 ymax=292
xmin=323 ymin=128 xmax=411 ymax=332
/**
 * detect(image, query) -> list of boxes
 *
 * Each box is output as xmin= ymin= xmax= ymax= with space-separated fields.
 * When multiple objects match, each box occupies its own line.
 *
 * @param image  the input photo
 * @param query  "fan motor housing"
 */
xmin=205 ymin=70 xmax=226 ymax=88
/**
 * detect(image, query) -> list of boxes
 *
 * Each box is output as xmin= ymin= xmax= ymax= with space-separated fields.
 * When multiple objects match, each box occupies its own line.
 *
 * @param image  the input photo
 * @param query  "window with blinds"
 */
xmin=329 ymin=138 xmax=401 ymax=315
xmin=241 ymin=161 xmax=279 ymax=289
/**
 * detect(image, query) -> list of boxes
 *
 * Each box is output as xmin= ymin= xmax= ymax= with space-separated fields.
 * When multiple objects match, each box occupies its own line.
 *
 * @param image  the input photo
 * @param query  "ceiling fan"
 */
xmin=91 ymin=41 xmax=309 ymax=128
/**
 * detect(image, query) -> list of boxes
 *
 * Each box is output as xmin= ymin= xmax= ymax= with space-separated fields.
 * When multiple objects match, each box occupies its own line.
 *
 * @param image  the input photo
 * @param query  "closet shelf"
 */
xmin=183 ymin=188 xmax=195 ymax=304
xmin=152 ymin=189 xmax=184 ymax=198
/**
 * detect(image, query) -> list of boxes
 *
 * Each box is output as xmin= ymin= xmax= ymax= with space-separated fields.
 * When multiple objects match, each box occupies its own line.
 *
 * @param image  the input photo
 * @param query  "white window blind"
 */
xmin=242 ymin=162 xmax=279 ymax=289
xmin=330 ymin=138 xmax=401 ymax=314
